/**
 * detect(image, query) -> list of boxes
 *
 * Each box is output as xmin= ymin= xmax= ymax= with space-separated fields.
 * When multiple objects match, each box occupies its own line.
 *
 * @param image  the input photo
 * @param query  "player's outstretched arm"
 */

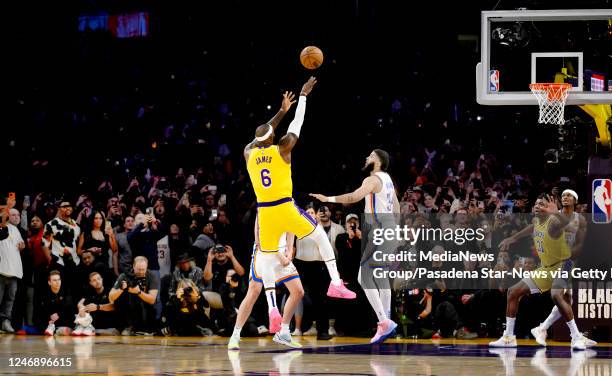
xmin=279 ymin=77 xmax=317 ymax=159
xmin=498 ymin=224 xmax=534 ymax=251
xmin=269 ymin=91 xmax=296 ymax=131
xmin=310 ymin=176 xmax=379 ymax=204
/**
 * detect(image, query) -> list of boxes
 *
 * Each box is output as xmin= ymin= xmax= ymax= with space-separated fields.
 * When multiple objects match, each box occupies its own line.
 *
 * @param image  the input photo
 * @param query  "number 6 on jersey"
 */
xmin=261 ymin=169 xmax=272 ymax=188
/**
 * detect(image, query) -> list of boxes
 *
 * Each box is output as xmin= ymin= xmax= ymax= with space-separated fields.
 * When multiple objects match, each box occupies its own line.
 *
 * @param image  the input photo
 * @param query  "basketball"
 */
xmin=300 ymin=46 xmax=324 ymax=70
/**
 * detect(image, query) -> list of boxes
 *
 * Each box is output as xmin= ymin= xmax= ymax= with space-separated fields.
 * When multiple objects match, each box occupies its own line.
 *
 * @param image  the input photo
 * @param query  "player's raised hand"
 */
xmin=300 ymin=76 xmax=317 ymax=96
xmin=309 ymin=193 xmax=328 ymax=202
xmin=281 ymin=91 xmax=297 ymax=112
xmin=541 ymin=194 xmax=559 ymax=214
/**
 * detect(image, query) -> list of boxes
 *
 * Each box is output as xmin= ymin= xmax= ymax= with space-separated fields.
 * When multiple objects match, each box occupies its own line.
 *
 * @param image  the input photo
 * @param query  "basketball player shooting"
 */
xmin=310 ymin=149 xmax=399 ymax=345
xmin=243 ymin=76 xmax=356 ymax=301
xmin=491 ymin=193 xmax=595 ymax=350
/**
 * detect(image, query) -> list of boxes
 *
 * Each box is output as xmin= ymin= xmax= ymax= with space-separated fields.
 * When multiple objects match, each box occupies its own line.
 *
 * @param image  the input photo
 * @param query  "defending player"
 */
xmin=228 ymin=230 xmax=303 ymax=350
xmin=498 ymin=189 xmax=596 ymax=349
xmin=310 ymin=149 xmax=399 ymax=344
xmin=491 ymin=193 xmax=594 ymax=350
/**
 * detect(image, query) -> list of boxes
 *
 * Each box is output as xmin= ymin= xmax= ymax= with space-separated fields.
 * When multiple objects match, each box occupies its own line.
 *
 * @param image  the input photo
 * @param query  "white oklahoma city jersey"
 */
xmin=364 ymin=172 xmax=395 ymax=214
xmin=562 ymin=211 xmax=581 ymax=248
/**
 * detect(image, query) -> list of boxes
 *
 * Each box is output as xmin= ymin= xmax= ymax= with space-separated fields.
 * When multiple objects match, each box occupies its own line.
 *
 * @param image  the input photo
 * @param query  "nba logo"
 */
xmin=592 ymin=178 xmax=612 ymax=224
xmin=489 ymin=70 xmax=500 ymax=92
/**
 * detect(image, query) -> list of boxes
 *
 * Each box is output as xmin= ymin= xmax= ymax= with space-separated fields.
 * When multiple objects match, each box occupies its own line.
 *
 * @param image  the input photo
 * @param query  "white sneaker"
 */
xmin=302 ymin=326 xmax=317 ymax=336
xmin=291 ymin=328 xmax=302 ymax=336
xmin=228 ymin=335 xmax=240 ymax=350
xmin=44 ymin=323 xmax=56 ymax=336
xmin=328 ymin=326 xmax=337 ymax=336
xmin=273 ymin=332 xmax=302 ymax=348
xmin=82 ymin=326 xmax=95 ymax=336
xmin=571 ymin=335 xmax=587 ymax=351
xmin=72 ymin=325 xmax=84 ymax=336
xmin=530 ymin=325 xmax=547 ymax=346
xmin=582 ymin=334 xmax=597 ymax=348
xmin=489 ymin=334 xmax=517 ymax=347
xmin=257 ymin=325 xmax=269 ymax=335
xmin=2 ymin=320 xmax=15 ymax=333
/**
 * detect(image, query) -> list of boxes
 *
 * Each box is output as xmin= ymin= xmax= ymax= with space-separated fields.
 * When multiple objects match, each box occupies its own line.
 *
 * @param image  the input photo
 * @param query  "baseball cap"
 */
xmin=345 ymin=213 xmax=359 ymax=222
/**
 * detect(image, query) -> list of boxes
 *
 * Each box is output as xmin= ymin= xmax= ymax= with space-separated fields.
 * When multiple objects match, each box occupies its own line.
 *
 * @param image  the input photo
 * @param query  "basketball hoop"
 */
xmin=529 ymin=83 xmax=572 ymax=125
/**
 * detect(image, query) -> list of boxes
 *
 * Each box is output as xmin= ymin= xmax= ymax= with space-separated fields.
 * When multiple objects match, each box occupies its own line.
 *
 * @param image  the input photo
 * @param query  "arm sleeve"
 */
xmin=286 ymin=96 xmax=307 ymax=137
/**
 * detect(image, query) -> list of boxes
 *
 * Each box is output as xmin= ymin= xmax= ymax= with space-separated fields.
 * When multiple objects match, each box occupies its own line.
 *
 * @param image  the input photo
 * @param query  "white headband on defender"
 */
xmin=255 ymin=124 xmax=273 ymax=141
xmin=562 ymin=189 xmax=578 ymax=202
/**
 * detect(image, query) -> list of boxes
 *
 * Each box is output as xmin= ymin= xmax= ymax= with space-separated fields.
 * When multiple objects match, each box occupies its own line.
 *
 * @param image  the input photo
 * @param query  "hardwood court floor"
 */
xmin=1 ymin=335 xmax=611 ymax=375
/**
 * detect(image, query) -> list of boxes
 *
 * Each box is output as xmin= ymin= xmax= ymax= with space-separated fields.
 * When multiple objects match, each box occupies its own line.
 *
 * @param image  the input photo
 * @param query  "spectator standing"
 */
xmin=0 ymin=199 xmax=24 ymax=333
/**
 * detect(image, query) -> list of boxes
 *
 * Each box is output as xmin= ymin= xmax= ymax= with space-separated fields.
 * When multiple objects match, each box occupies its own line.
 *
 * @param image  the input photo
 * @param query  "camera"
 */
xmin=124 ymin=271 xmax=144 ymax=289
xmin=213 ymin=244 xmax=226 ymax=253
xmin=351 ymin=224 xmax=357 ymax=232
xmin=230 ymin=273 xmax=241 ymax=283
xmin=183 ymin=286 xmax=193 ymax=296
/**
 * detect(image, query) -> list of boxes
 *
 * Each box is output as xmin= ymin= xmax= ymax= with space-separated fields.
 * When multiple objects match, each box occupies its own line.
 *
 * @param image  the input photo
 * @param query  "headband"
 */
xmin=562 ymin=189 xmax=578 ymax=202
xmin=255 ymin=124 xmax=273 ymax=142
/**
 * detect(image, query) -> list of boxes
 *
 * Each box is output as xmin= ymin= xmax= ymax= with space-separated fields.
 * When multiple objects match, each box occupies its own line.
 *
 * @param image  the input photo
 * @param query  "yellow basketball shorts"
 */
xmin=527 ymin=261 xmax=564 ymax=293
xmin=256 ymin=197 xmax=316 ymax=252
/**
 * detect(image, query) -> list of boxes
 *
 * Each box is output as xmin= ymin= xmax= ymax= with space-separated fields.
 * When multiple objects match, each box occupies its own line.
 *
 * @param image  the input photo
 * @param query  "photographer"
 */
xmin=168 ymin=253 xmax=205 ymax=298
xmin=332 ymin=213 xmax=368 ymax=335
xmin=128 ymin=213 xmax=165 ymax=316
xmin=162 ymin=279 xmax=213 ymax=336
xmin=217 ymin=269 xmax=258 ymax=336
xmin=334 ymin=214 xmax=362 ymax=284
xmin=204 ymin=244 xmax=244 ymax=292
xmin=109 ymin=256 xmax=159 ymax=335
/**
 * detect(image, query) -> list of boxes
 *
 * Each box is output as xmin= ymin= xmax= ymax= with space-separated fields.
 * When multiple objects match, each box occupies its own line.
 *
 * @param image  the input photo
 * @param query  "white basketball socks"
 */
xmin=541 ymin=306 xmax=561 ymax=330
xmin=505 ymin=317 xmax=516 ymax=337
xmin=567 ymin=319 xmax=581 ymax=338
xmin=363 ymin=289 xmax=387 ymax=322
xmin=379 ymin=289 xmax=392 ymax=320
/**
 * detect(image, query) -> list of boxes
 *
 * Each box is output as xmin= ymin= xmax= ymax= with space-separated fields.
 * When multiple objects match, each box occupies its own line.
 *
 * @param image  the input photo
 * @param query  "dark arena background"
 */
xmin=1 ymin=0 xmax=612 ymax=375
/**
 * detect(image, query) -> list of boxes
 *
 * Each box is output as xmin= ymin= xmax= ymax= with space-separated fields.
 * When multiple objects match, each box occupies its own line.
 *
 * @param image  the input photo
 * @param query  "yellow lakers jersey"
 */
xmin=533 ymin=216 xmax=571 ymax=267
xmin=247 ymin=145 xmax=292 ymax=202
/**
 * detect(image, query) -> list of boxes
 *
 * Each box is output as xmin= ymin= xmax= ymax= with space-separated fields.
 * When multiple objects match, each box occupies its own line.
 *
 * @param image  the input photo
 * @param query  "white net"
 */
xmin=529 ymin=83 xmax=571 ymax=125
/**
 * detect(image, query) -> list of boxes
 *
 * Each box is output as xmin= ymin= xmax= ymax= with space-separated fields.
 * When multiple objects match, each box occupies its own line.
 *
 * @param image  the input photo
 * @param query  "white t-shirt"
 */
xmin=0 ymin=224 xmax=24 ymax=279
xmin=157 ymin=236 xmax=172 ymax=278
